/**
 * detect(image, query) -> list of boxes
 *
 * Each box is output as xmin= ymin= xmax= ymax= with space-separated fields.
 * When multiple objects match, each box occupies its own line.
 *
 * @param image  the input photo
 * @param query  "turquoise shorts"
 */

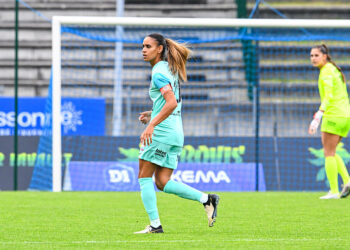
xmin=139 ymin=140 xmax=182 ymax=169
xmin=321 ymin=116 xmax=350 ymax=138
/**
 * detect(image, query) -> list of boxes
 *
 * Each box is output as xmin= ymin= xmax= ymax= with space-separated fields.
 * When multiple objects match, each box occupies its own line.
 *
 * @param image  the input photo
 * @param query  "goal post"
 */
xmin=43 ymin=16 xmax=350 ymax=192
xmin=52 ymin=17 xmax=62 ymax=192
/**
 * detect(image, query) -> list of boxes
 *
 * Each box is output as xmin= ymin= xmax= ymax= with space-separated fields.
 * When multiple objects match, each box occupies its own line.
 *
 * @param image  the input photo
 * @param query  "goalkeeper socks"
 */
xmin=138 ymin=178 xmax=160 ymax=222
xmin=163 ymin=180 xmax=206 ymax=202
xmin=335 ymin=154 xmax=350 ymax=184
xmin=325 ymin=156 xmax=339 ymax=194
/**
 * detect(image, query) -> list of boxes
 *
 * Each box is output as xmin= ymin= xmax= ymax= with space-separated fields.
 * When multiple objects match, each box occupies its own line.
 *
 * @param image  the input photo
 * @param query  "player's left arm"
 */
xmin=140 ymin=71 xmax=178 ymax=145
xmin=150 ymin=85 xmax=177 ymax=127
xmin=140 ymin=84 xmax=177 ymax=146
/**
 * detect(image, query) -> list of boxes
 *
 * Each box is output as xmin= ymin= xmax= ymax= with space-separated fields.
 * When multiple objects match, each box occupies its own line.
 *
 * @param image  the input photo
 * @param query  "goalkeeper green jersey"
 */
xmin=318 ymin=62 xmax=350 ymax=117
xmin=149 ymin=61 xmax=184 ymax=147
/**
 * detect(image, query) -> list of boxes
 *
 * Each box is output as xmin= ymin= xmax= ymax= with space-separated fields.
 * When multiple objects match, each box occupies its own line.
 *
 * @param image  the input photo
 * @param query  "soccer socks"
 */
xmin=200 ymin=193 xmax=209 ymax=204
xmin=325 ymin=156 xmax=339 ymax=194
xmin=335 ymin=154 xmax=350 ymax=184
xmin=138 ymin=178 xmax=161 ymax=226
xmin=163 ymin=179 xmax=207 ymax=203
xmin=150 ymin=218 xmax=161 ymax=228
xmin=138 ymin=178 xmax=207 ymax=227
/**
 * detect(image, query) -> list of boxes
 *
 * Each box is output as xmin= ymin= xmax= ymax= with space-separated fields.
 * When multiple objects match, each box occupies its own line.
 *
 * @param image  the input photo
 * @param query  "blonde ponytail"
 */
xmin=165 ymin=38 xmax=191 ymax=82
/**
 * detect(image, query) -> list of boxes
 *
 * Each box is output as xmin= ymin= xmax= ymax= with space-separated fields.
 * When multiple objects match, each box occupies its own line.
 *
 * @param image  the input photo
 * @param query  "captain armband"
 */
xmin=160 ymin=84 xmax=173 ymax=95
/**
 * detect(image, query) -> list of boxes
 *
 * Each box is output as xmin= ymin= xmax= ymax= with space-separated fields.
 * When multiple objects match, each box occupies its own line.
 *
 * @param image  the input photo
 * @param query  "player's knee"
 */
xmin=155 ymin=181 xmax=164 ymax=191
xmin=155 ymin=180 xmax=165 ymax=191
xmin=138 ymin=169 xmax=150 ymax=179
xmin=324 ymin=148 xmax=336 ymax=157
xmin=155 ymin=177 xmax=169 ymax=191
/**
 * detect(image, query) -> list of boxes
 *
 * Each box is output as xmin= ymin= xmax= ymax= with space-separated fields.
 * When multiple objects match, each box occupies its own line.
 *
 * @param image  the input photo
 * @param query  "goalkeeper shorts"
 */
xmin=321 ymin=116 xmax=350 ymax=137
xmin=139 ymin=140 xmax=182 ymax=169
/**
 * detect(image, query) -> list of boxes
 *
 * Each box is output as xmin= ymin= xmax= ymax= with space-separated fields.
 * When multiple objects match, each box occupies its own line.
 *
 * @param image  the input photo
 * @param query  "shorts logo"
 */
xmin=327 ymin=120 xmax=336 ymax=126
xmin=155 ymin=148 xmax=167 ymax=158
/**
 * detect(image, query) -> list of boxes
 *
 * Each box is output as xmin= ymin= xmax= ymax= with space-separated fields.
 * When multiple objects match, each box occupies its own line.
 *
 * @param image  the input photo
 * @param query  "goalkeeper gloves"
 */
xmin=308 ymin=110 xmax=324 ymax=135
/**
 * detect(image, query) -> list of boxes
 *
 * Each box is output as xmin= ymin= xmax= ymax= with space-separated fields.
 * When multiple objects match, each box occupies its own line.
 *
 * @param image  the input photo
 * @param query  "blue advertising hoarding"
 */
xmin=60 ymin=136 xmax=350 ymax=192
xmin=1 ymin=135 xmax=350 ymax=191
xmin=64 ymin=161 xmax=266 ymax=192
xmin=0 ymin=97 xmax=105 ymax=135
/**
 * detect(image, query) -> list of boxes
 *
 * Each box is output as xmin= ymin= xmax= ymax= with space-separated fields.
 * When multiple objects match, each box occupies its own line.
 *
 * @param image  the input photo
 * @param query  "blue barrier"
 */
xmin=64 ymin=161 xmax=266 ymax=192
xmin=0 ymin=97 xmax=105 ymax=136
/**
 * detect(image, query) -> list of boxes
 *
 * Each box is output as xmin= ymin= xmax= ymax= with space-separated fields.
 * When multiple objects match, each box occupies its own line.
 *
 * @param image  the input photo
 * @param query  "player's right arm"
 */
xmin=140 ymin=85 xmax=177 ymax=146
xmin=308 ymin=110 xmax=324 ymax=135
xmin=308 ymin=67 xmax=333 ymax=135
xmin=139 ymin=111 xmax=152 ymax=124
xmin=319 ymin=67 xmax=334 ymax=112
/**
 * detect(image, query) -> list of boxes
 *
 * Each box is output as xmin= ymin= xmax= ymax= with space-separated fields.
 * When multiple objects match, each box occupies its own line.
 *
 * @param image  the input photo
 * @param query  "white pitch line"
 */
xmin=0 ymin=238 xmax=344 ymax=245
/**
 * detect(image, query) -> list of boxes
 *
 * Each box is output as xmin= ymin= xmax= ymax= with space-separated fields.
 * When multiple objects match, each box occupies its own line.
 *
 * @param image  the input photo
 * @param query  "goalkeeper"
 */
xmin=309 ymin=44 xmax=350 ymax=199
xmin=134 ymin=33 xmax=219 ymax=234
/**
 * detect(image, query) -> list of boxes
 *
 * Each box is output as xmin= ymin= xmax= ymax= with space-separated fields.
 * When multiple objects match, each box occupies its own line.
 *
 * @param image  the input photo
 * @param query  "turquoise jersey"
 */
xmin=149 ymin=61 xmax=184 ymax=147
xmin=318 ymin=62 xmax=350 ymax=117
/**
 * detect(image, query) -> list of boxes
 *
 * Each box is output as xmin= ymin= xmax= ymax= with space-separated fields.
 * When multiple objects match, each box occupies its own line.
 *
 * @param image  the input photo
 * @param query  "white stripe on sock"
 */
xmin=200 ymin=193 xmax=209 ymax=204
xmin=150 ymin=218 xmax=161 ymax=228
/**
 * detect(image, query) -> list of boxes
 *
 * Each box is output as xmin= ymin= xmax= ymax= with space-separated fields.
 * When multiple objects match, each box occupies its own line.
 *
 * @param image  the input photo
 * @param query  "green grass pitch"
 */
xmin=0 ymin=192 xmax=350 ymax=249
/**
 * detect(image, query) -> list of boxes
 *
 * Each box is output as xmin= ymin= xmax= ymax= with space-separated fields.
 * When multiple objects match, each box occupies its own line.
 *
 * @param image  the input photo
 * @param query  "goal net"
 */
xmin=29 ymin=17 xmax=350 ymax=192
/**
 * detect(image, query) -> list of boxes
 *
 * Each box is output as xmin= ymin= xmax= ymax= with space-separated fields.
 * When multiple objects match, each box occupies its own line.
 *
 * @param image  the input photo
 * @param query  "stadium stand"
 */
xmin=1 ymin=0 xmax=350 ymax=137
xmin=245 ymin=0 xmax=350 ymax=136
xmin=0 ymin=0 xmax=241 ymax=136
xmin=0 ymin=0 xmax=236 ymax=96
xmin=247 ymin=0 xmax=350 ymax=19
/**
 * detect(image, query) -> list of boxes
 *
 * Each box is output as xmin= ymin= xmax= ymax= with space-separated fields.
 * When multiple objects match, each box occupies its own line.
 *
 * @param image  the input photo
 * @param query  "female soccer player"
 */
xmin=134 ymin=33 xmax=219 ymax=234
xmin=309 ymin=44 xmax=350 ymax=199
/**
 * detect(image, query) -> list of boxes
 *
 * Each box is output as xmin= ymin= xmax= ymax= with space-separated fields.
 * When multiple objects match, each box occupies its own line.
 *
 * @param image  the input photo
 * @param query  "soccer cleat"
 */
xmin=203 ymin=194 xmax=220 ymax=227
xmin=134 ymin=225 xmax=164 ymax=234
xmin=319 ymin=191 xmax=339 ymax=199
xmin=340 ymin=181 xmax=350 ymax=198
